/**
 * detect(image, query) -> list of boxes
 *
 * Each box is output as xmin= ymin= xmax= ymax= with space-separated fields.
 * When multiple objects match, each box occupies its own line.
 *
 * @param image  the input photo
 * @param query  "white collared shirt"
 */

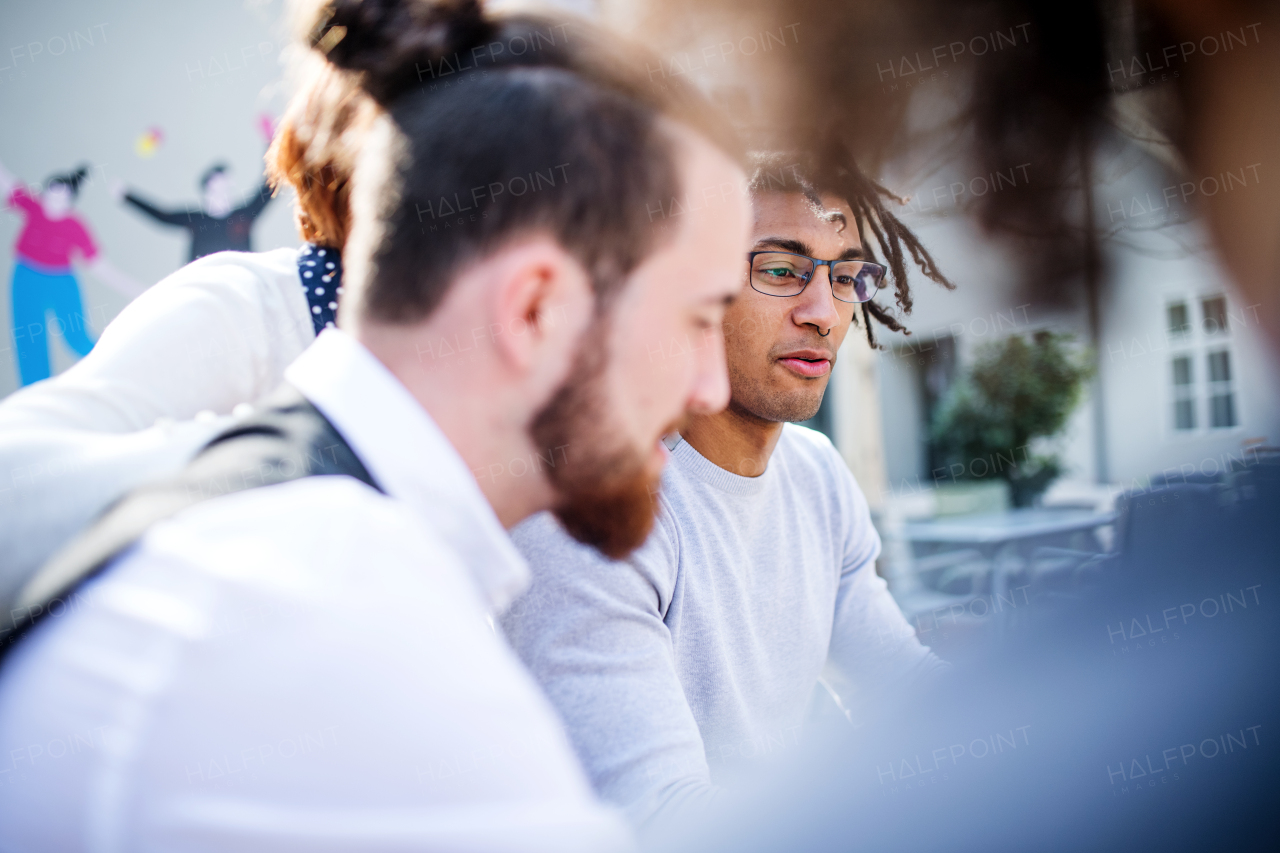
xmin=285 ymin=330 xmax=529 ymax=613
xmin=0 ymin=330 xmax=632 ymax=852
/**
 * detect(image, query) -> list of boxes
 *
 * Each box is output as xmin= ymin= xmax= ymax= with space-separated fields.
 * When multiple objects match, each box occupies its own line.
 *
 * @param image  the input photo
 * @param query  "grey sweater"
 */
xmin=502 ymin=425 xmax=942 ymax=828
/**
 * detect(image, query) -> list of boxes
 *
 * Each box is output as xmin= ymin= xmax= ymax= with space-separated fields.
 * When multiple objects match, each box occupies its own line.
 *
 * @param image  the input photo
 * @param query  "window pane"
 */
xmin=1172 ymin=356 xmax=1193 ymax=386
xmin=1167 ymin=302 xmax=1190 ymax=335
xmin=1207 ymin=350 xmax=1231 ymax=382
xmin=1202 ymin=296 xmax=1228 ymax=334
xmin=1175 ymin=399 xmax=1196 ymax=430
xmin=1210 ymin=393 xmax=1237 ymax=428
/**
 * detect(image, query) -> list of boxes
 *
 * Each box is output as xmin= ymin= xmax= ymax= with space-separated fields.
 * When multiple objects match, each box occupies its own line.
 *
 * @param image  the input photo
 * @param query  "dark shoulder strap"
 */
xmin=0 ymin=384 xmax=380 ymax=654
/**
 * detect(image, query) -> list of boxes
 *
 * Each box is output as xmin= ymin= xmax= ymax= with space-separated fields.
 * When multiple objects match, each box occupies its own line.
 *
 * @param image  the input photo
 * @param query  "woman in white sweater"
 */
xmin=0 ymin=20 xmax=377 ymax=604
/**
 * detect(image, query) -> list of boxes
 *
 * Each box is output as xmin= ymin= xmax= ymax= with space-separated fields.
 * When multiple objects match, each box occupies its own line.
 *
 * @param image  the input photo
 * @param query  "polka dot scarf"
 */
xmin=298 ymin=244 xmax=342 ymax=336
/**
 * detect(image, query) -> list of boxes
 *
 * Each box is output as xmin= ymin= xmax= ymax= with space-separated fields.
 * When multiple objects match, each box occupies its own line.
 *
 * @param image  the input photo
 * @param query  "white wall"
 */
xmin=0 ymin=0 xmax=298 ymax=398
xmin=869 ymin=149 xmax=1280 ymax=495
xmin=1097 ymin=229 xmax=1280 ymax=486
xmin=829 ymin=320 xmax=889 ymax=511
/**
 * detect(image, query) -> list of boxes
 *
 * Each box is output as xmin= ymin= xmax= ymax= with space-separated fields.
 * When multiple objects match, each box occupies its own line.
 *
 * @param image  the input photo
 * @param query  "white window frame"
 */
xmin=1162 ymin=292 xmax=1245 ymax=438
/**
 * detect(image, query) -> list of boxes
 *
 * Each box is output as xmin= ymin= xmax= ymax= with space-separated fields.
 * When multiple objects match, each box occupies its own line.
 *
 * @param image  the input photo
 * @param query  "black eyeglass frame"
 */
xmin=746 ymin=250 xmax=886 ymax=304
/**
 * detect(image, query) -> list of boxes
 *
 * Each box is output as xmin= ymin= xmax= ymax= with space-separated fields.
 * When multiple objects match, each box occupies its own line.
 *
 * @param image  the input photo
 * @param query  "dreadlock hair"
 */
xmin=747 ymin=148 xmax=953 ymax=349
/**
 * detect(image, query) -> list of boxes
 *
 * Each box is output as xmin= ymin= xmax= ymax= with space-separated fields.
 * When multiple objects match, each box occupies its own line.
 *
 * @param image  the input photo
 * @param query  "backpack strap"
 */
xmin=0 ymin=384 xmax=380 ymax=655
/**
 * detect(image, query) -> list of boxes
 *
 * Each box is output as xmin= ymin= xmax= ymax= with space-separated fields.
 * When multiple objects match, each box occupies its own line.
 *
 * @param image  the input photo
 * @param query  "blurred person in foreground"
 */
xmin=0 ymin=0 xmax=752 ymax=850
xmin=636 ymin=0 xmax=1280 ymax=356
xmin=654 ymin=450 xmax=1280 ymax=851
xmin=620 ymin=1 xmax=1280 ymax=848
xmin=504 ymin=152 xmax=952 ymax=830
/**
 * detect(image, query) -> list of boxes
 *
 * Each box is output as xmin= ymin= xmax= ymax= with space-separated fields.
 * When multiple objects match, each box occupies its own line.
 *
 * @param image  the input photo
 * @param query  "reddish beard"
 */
xmin=528 ymin=321 xmax=667 ymax=560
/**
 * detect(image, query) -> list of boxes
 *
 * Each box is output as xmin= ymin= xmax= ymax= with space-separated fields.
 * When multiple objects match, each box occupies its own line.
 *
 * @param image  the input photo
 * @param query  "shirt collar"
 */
xmin=284 ymin=328 xmax=529 ymax=613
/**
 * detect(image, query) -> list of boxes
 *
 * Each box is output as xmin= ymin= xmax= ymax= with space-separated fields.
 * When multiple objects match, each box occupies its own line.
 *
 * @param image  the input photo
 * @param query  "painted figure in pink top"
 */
xmin=0 ymin=160 xmax=140 ymax=386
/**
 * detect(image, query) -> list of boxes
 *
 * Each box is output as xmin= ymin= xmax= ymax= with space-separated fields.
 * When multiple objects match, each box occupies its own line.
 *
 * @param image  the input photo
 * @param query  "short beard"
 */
xmin=528 ymin=319 xmax=662 ymax=560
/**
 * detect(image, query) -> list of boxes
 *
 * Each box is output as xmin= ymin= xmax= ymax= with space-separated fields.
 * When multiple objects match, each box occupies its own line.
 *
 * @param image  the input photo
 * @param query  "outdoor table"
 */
xmin=902 ymin=508 xmax=1117 ymax=605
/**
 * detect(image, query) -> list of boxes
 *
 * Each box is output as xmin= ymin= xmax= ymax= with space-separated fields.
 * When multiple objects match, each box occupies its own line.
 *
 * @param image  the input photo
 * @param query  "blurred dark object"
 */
xmin=655 ymin=452 xmax=1280 ymax=853
xmin=1111 ymin=482 xmax=1222 ymax=565
xmin=637 ymin=0 xmax=1280 ymax=356
xmin=1112 ymin=447 xmax=1280 ymax=578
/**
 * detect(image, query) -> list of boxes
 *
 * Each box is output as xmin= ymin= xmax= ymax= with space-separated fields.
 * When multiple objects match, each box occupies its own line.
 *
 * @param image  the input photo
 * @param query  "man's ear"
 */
xmin=488 ymin=236 xmax=593 ymax=374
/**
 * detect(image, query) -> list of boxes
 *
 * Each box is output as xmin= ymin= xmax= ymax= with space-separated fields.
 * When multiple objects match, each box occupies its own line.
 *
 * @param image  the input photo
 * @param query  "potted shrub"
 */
xmin=930 ymin=331 xmax=1094 ymax=507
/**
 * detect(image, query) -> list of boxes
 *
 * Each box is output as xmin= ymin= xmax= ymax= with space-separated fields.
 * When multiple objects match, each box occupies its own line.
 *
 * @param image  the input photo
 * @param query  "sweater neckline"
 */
xmin=668 ymin=432 xmax=775 ymax=496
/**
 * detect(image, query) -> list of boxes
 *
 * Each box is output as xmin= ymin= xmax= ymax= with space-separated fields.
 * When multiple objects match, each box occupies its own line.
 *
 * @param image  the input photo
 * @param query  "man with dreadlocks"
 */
xmin=501 ymin=151 xmax=953 ymax=830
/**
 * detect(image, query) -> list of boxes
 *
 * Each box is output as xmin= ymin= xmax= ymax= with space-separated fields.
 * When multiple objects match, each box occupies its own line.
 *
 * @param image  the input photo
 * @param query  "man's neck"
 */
xmin=356 ymin=327 xmax=556 ymax=529
xmin=681 ymin=402 xmax=784 ymax=478
xmin=419 ymin=398 xmax=549 ymax=528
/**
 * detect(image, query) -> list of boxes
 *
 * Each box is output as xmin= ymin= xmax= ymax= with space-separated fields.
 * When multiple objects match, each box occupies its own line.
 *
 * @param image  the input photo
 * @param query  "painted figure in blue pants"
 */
xmin=0 ymin=160 xmax=140 ymax=386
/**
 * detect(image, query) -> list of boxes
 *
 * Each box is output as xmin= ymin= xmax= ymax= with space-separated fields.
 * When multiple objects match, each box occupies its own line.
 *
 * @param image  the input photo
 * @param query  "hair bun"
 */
xmin=47 ymin=163 xmax=91 ymax=196
xmin=312 ymin=0 xmax=494 ymax=104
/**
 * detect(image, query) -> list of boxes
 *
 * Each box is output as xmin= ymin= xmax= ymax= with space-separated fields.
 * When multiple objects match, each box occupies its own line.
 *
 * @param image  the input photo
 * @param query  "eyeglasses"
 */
xmin=747 ymin=250 xmax=885 ymax=304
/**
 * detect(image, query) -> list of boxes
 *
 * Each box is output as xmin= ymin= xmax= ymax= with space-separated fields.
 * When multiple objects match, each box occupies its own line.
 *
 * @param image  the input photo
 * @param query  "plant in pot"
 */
xmin=930 ymin=330 xmax=1094 ymax=508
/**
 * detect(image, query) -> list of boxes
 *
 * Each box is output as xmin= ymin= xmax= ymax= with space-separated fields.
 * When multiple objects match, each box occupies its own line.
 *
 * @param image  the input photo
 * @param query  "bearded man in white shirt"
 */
xmin=501 ymin=153 xmax=953 ymax=831
xmin=0 ymin=3 xmax=750 ymax=850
